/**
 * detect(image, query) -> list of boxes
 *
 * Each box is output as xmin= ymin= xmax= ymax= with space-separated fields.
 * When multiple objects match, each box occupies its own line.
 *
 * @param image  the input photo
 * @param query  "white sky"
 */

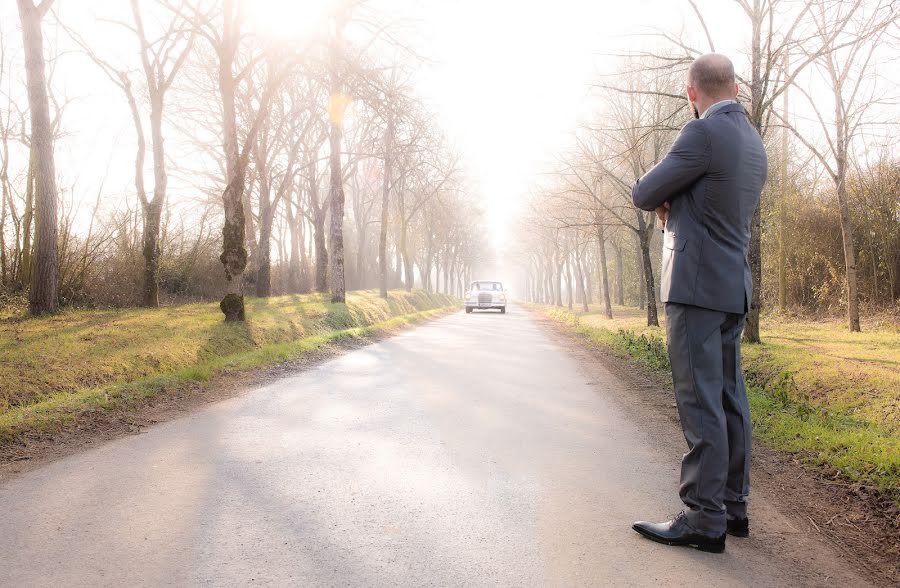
xmin=415 ymin=0 xmax=743 ymax=249
xmin=4 ymin=0 xmax=863 ymax=274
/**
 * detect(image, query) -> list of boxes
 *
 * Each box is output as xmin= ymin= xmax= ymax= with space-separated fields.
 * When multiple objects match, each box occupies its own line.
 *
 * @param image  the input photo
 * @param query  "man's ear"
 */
xmin=732 ymin=82 xmax=739 ymax=98
xmin=686 ymin=85 xmax=698 ymax=103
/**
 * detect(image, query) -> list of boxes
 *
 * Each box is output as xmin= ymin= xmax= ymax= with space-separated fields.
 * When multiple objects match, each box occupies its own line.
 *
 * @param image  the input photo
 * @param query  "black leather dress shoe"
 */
xmin=632 ymin=512 xmax=726 ymax=553
xmin=727 ymin=517 xmax=749 ymax=537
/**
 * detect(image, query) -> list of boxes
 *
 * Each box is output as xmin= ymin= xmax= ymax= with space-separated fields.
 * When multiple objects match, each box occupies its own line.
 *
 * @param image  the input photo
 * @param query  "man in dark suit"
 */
xmin=630 ymin=53 xmax=768 ymax=553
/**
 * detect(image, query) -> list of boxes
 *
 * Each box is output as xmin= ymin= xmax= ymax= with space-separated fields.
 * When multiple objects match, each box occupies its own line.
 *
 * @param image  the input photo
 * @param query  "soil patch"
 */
xmin=531 ymin=311 xmax=899 ymax=586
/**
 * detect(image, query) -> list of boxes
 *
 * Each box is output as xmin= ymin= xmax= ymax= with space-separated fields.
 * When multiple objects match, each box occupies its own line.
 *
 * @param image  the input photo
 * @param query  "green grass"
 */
xmin=531 ymin=303 xmax=900 ymax=503
xmin=0 ymin=290 xmax=457 ymax=445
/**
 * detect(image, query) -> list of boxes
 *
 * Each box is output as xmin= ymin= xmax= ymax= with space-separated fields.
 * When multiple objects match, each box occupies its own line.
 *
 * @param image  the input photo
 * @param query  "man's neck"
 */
xmin=700 ymin=98 xmax=737 ymax=119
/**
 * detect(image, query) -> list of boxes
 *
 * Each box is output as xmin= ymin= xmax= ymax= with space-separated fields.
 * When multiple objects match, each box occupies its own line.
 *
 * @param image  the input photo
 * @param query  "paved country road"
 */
xmin=0 ymin=307 xmax=871 ymax=587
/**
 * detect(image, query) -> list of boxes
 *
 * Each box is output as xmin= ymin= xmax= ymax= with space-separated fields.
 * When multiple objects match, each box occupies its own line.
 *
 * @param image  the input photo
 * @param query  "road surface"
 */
xmin=0 ymin=307 xmax=869 ymax=586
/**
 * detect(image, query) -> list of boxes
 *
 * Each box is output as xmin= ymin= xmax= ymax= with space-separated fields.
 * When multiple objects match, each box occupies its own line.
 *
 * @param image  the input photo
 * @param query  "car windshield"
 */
xmin=472 ymin=282 xmax=502 ymax=291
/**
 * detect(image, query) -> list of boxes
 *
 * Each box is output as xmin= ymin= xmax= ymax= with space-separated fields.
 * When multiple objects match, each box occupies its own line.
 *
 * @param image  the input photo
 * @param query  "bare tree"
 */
xmin=327 ymin=8 xmax=351 ymax=303
xmin=776 ymin=0 xmax=898 ymax=331
xmin=65 ymin=0 xmax=193 ymax=307
xmin=181 ymin=0 xmax=290 ymax=320
xmin=16 ymin=0 xmax=58 ymax=315
xmin=653 ymin=0 xmax=876 ymax=339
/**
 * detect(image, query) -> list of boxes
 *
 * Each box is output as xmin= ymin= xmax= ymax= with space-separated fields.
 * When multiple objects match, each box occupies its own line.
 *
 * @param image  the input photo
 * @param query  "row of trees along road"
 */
xmin=514 ymin=0 xmax=900 ymax=336
xmin=0 ymin=0 xmax=488 ymax=320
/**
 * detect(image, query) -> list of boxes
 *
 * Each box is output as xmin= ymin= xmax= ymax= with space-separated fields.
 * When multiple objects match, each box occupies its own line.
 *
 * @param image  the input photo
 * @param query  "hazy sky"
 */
xmin=416 ymin=0 xmax=744 ymax=246
xmin=0 ymin=0 xmax=752 ymax=249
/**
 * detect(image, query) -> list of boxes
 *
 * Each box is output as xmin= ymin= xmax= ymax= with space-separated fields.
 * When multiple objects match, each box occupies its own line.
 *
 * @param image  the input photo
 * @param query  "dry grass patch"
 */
xmin=0 ymin=290 xmax=456 ymax=444
xmin=531 ymin=303 xmax=900 ymax=502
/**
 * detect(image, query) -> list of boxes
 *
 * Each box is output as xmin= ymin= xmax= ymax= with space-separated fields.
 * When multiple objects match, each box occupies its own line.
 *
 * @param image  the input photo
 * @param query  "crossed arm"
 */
xmin=631 ymin=119 xmax=710 ymax=217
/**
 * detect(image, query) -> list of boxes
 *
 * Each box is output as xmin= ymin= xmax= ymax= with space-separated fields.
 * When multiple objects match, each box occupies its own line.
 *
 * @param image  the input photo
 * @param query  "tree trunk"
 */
xmin=327 ymin=104 xmax=346 ymax=303
xmin=356 ymin=226 xmax=367 ymax=288
xmin=378 ymin=115 xmax=393 ymax=298
xmin=777 ymin=49 xmax=789 ymax=310
xmin=400 ymin=220 xmax=413 ymax=291
xmin=613 ymin=239 xmax=624 ymax=305
xmin=637 ymin=221 xmax=659 ymax=327
xmin=18 ymin=148 xmax=35 ymax=287
xmin=220 ymin=170 xmax=248 ymax=321
xmin=254 ymin=135 xmax=275 ymax=298
xmin=0 ymin=172 xmax=6 ymax=284
xmin=742 ymin=0 xmax=768 ymax=343
xmin=141 ymin=201 xmax=162 ymax=306
xmin=311 ymin=176 xmax=328 ymax=292
xmin=597 ymin=221 xmax=613 ymax=319
xmin=217 ymin=0 xmax=247 ymax=321
xmin=584 ymin=250 xmax=593 ymax=304
xmin=256 ymin=204 xmax=273 ymax=298
xmin=545 ymin=262 xmax=553 ymax=304
xmin=299 ymin=217 xmax=311 ymax=292
xmin=242 ymin=177 xmax=259 ymax=282
xmin=574 ymin=248 xmax=589 ymax=312
xmin=835 ymin=155 xmax=861 ymax=332
xmin=142 ymin=88 xmax=168 ymax=307
xmin=554 ymin=257 xmax=563 ymax=307
xmin=18 ymin=0 xmax=59 ymax=315
xmin=286 ymin=198 xmax=301 ymax=293
xmin=636 ymin=241 xmax=645 ymax=311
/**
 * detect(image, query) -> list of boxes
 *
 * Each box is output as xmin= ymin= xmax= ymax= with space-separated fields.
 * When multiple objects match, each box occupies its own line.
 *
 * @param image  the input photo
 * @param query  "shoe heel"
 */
xmin=695 ymin=541 xmax=726 ymax=553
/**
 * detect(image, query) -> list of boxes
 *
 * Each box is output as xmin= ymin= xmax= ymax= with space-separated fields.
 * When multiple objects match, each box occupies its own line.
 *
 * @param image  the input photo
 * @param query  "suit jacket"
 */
xmin=632 ymin=102 xmax=767 ymax=315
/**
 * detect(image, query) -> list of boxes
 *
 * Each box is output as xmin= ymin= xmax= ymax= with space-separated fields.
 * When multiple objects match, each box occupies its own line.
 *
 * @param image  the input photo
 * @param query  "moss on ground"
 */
xmin=0 ymin=290 xmax=456 ymax=445
xmin=532 ymin=304 xmax=899 ymax=504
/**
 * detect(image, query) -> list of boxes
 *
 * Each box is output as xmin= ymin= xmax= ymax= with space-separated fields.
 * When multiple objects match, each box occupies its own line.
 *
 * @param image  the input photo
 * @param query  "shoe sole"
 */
xmin=726 ymin=529 xmax=749 ymax=538
xmin=632 ymin=524 xmax=726 ymax=553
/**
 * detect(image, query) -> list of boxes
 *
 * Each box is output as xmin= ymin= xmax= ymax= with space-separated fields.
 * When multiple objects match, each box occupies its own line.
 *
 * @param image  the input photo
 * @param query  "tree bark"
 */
xmin=574 ymin=246 xmax=589 ymax=312
xmin=637 ymin=216 xmax=659 ymax=327
xmin=835 ymin=139 xmax=861 ymax=331
xmin=378 ymin=114 xmax=393 ymax=298
xmin=18 ymin=148 xmax=35 ymax=287
xmin=554 ymin=255 xmax=563 ymax=307
xmin=399 ymin=193 xmax=413 ymax=291
xmin=141 ymin=92 xmax=167 ymax=307
xmin=141 ymin=201 xmax=162 ymax=306
xmin=308 ymin=170 xmax=328 ymax=292
xmin=613 ymin=239 xmax=624 ymax=305
xmin=286 ymin=197 xmax=301 ymax=293
xmin=327 ymin=102 xmax=347 ymax=303
xmin=17 ymin=0 xmax=58 ymax=315
xmin=635 ymin=240 xmax=645 ymax=311
xmin=596 ymin=220 xmax=613 ymax=319
xmin=743 ymin=0 xmax=764 ymax=343
xmin=218 ymin=0 xmax=247 ymax=321
xmin=256 ymin=191 xmax=272 ymax=297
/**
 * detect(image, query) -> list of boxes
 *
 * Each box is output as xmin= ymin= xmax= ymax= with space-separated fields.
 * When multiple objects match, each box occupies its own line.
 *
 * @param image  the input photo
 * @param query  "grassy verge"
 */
xmin=530 ymin=304 xmax=899 ymax=504
xmin=0 ymin=290 xmax=457 ymax=446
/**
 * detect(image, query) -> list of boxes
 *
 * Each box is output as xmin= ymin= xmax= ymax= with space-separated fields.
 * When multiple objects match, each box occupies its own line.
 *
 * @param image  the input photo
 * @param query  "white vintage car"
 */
xmin=464 ymin=280 xmax=507 ymax=314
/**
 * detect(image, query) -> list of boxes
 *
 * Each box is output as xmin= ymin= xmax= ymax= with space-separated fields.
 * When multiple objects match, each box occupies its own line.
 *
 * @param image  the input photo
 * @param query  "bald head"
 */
xmin=688 ymin=53 xmax=736 ymax=100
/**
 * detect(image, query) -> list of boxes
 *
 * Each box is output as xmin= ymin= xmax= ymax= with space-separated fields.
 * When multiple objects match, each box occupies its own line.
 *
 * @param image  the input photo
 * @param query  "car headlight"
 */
xmin=465 ymin=292 xmax=472 ymax=299
xmin=499 ymin=294 xmax=506 ymax=301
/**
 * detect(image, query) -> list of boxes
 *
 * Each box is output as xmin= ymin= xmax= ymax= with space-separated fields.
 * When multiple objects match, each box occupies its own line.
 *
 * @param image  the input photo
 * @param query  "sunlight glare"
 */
xmin=244 ymin=0 xmax=335 ymax=43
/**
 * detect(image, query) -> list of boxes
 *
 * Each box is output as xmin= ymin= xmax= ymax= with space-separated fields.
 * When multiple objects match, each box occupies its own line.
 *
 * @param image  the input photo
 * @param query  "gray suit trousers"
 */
xmin=665 ymin=303 xmax=752 ymax=534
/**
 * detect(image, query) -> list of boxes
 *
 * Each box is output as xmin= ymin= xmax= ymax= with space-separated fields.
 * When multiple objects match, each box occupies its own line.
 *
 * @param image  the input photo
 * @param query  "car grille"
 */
xmin=478 ymin=292 xmax=492 ymax=304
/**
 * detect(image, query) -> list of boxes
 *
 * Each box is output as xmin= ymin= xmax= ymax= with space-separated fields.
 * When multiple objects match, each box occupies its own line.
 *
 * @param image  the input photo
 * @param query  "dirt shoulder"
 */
xmin=0 ymin=313 xmax=454 ymax=482
xmin=530 ymin=311 xmax=899 ymax=587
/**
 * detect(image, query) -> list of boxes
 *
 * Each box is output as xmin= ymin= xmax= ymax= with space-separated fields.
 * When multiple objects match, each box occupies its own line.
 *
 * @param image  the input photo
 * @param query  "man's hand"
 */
xmin=655 ymin=201 xmax=671 ymax=229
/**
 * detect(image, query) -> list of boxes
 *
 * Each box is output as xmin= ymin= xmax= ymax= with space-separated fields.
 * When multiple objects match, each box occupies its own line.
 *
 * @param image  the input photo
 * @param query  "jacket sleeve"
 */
xmin=631 ymin=119 xmax=710 ymax=211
